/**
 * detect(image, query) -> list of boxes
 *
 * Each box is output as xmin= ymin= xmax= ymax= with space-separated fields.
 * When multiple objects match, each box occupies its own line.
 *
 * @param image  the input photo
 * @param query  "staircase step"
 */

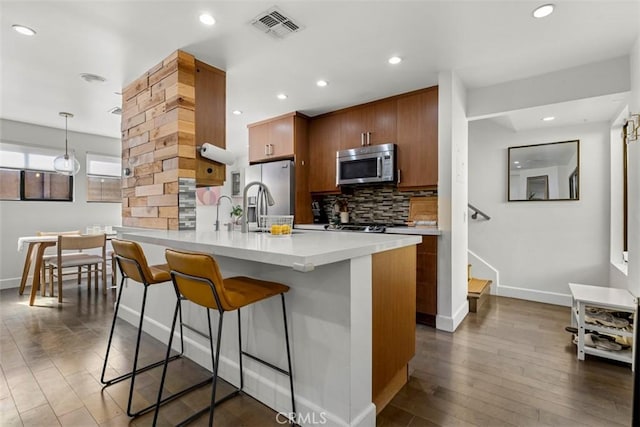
xmin=468 ymin=278 xmax=491 ymax=296
xmin=467 ymin=278 xmax=492 ymax=313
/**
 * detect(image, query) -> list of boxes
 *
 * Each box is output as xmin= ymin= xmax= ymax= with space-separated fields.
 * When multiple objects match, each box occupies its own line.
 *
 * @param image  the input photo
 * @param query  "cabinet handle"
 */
xmin=367 ymin=132 xmax=371 ymax=145
xmin=264 ymin=144 xmax=269 ymax=156
xmin=361 ymin=133 xmax=365 ymax=146
xmin=270 ymin=144 xmax=274 ymax=155
xmin=397 ymin=169 xmax=401 ymax=184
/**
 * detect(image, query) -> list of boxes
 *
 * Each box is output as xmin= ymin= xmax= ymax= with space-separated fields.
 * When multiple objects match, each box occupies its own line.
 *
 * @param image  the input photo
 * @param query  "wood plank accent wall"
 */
xmin=120 ymin=50 xmax=224 ymax=230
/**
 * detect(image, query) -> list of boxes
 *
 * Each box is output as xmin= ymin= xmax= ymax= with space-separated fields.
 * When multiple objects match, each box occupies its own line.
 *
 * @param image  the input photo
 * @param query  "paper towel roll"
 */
xmin=200 ymin=143 xmax=235 ymax=166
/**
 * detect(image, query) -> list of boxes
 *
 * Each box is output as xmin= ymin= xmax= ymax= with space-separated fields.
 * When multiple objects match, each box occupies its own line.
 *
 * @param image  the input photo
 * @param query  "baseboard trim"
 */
xmin=117 ymin=304 xmax=369 ymax=427
xmin=435 ymin=300 xmax=469 ymax=332
xmin=496 ymin=284 xmax=572 ymax=307
xmin=1 ymin=277 xmax=22 ymax=290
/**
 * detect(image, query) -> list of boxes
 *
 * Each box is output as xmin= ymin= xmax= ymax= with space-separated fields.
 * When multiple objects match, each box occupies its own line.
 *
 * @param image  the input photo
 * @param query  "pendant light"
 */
xmin=53 ymin=112 xmax=80 ymax=175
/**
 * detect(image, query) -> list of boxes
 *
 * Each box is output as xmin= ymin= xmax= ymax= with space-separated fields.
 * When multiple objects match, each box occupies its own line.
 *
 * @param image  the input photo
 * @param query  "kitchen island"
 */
xmin=117 ymin=228 xmax=420 ymax=427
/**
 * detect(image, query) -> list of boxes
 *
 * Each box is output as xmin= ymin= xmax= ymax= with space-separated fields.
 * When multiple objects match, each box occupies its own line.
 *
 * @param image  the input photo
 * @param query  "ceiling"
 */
xmin=1 ymin=1 xmax=639 ymax=156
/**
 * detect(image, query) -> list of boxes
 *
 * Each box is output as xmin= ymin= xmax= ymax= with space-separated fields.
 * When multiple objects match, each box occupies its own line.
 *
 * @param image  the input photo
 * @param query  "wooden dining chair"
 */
xmin=37 ymin=230 xmax=81 ymax=295
xmin=47 ymin=234 xmax=107 ymax=303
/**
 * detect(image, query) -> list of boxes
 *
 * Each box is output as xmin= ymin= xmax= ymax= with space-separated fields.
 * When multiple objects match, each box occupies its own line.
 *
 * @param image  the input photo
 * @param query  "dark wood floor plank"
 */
xmin=1 ymin=281 xmax=634 ymax=427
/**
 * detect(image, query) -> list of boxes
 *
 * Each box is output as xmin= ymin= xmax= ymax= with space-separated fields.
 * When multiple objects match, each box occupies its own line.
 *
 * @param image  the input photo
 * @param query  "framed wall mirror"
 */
xmin=508 ymin=140 xmax=579 ymax=201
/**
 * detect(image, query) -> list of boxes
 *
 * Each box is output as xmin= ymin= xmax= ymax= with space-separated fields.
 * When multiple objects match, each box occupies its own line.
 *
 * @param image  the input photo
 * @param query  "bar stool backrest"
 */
xmin=111 ymin=239 xmax=155 ymax=284
xmin=165 ymin=249 xmax=230 ymax=311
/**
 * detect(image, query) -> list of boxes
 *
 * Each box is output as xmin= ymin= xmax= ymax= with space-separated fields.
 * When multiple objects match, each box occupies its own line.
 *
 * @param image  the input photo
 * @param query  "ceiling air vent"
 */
xmin=250 ymin=6 xmax=303 ymax=39
xmin=108 ymin=106 xmax=122 ymax=115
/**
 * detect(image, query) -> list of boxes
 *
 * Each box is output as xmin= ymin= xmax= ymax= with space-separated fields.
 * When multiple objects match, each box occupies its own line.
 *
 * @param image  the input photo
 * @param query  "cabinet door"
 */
xmin=309 ymin=113 xmax=342 ymax=193
xmin=248 ymin=123 xmax=270 ymax=163
xmin=368 ymin=99 xmax=397 ymax=145
xmin=340 ymin=108 xmax=366 ymax=150
xmin=396 ymin=87 xmax=438 ymax=188
xmin=416 ymin=235 xmax=437 ymax=325
xmin=268 ymin=116 xmax=295 ymax=159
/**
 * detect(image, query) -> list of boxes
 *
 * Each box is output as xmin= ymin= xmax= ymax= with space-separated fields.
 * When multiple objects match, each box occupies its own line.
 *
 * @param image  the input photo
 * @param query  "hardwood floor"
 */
xmin=378 ymin=296 xmax=634 ymax=427
xmin=0 ymin=283 xmax=634 ymax=426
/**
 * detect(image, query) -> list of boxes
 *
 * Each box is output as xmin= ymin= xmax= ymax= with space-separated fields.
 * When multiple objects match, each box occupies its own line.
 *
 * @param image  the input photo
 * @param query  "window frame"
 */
xmin=85 ymin=152 xmax=122 ymax=203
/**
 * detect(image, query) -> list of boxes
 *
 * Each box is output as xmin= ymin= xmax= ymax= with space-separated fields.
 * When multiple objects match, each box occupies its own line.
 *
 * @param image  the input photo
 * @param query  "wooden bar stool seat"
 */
xmin=153 ymin=248 xmax=296 ymax=426
xmin=101 ymin=239 xmax=211 ymax=418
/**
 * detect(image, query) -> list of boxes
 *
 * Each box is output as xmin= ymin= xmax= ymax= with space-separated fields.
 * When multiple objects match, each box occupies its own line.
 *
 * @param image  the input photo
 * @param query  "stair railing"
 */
xmin=468 ymin=203 xmax=490 ymax=220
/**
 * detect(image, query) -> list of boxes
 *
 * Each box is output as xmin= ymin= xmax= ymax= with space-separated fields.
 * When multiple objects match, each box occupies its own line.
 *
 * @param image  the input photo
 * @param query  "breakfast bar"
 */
xmin=117 ymin=229 xmax=420 ymax=427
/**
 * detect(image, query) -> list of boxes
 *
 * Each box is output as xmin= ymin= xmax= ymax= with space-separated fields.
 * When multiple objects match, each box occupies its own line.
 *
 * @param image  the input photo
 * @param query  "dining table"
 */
xmin=17 ymin=233 xmax=116 ymax=306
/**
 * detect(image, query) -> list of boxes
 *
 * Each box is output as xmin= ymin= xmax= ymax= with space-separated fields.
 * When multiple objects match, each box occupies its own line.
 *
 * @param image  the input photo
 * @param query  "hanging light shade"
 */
xmin=53 ymin=112 xmax=80 ymax=175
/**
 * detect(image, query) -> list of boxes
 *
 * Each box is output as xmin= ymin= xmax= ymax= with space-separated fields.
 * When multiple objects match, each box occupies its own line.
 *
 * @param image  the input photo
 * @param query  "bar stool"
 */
xmin=101 ymin=239 xmax=211 ymax=417
xmin=153 ymin=248 xmax=296 ymax=426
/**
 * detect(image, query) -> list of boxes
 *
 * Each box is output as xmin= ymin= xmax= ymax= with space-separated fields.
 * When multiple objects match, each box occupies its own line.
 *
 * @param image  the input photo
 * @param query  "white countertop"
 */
xmin=295 ymin=223 xmax=441 ymax=236
xmin=120 ymin=229 xmax=421 ymax=272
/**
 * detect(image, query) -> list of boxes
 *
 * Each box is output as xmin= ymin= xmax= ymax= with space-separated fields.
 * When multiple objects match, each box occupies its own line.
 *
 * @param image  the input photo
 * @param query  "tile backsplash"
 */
xmin=321 ymin=186 xmax=436 ymax=224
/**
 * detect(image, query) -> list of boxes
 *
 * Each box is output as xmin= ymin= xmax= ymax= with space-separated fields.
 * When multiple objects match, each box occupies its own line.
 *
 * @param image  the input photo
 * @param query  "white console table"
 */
xmin=569 ymin=283 xmax=636 ymax=370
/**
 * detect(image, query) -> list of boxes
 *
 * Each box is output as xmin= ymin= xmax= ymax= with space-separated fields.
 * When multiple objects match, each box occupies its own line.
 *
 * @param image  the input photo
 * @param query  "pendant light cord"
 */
xmin=64 ymin=114 xmax=69 ymax=158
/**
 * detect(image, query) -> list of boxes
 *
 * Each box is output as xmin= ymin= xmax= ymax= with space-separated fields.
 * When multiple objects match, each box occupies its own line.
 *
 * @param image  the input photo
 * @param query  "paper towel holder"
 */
xmin=198 ymin=143 xmax=236 ymax=166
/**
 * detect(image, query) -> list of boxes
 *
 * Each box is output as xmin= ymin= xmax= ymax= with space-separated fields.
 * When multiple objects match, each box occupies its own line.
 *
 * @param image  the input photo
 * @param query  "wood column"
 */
xmin=120 ymin=50 xmax=225 ymax=230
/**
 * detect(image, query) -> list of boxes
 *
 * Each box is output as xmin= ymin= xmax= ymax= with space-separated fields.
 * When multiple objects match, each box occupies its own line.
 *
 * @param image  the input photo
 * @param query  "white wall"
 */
xmin=467 ymin=57 xmax=630 ymax=119
xmin=437 ymin=71 xmax=469 ymax=332
xmin=0 ymin=119 xmax=121 ymax=289
xmin=468 ymin=120 xmax=611 ymax=306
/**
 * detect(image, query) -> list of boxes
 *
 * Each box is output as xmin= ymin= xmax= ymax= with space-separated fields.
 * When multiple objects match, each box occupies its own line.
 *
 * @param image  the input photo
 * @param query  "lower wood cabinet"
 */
xmin=416 ymin=235 xmax=438 ymax=326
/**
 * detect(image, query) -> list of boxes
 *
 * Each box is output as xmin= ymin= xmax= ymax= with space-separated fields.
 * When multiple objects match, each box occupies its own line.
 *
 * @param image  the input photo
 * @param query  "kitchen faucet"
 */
xmin=215 ymin=195 xmax=233 ymax=231
xmin=241 ymin=181 xmax=275 ymax=233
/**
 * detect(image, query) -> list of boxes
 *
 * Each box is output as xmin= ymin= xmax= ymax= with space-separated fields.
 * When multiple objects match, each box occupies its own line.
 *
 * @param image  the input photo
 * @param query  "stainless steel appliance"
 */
xmin=336 ymin=143 xmax=396 ymax=185
xmin=324 ymin=223 xmax=387 ymax=233
xmin=244 ymin=160 xmax=294 ymax=226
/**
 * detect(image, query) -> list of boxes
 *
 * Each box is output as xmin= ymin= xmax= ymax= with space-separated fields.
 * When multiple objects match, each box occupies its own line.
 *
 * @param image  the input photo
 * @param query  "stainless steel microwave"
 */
xmin=336 ymin=143 xmax=396 ymax=185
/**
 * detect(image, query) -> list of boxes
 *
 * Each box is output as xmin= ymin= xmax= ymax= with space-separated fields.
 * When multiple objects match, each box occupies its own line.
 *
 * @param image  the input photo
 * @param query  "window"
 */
xmin=86 ymin=153 xmax=121 ymax=203
xmin=623 ymin=122 xmax=629 ymax=254
xmin=22 ymin=170 xmax=73 ymax=201
xmin=0 ymin=169 xmax=21 ymax=200
xmin=0 ymin=143 xmax=73 ymax=201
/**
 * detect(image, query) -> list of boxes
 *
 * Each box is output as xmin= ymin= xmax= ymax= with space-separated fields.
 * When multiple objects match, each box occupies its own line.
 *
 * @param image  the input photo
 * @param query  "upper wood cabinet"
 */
xmin=396 ymin=87 xmax=438 ymax=189
xmin=248 ymin=113 xmax=299 ymax=163
xmin=309 ymin=113 xmax=342 ymax=193
xmin=340 ymin=99 xmax=397 ymax=150
xmin=247 ymin=112 xmax=312 ymax=224
xmin=195 ymin=60 xmax=226 ymax=187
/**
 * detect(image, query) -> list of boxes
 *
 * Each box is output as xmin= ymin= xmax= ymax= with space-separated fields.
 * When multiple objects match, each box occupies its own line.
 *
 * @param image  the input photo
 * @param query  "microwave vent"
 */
xmin=250 ymin=6 xmax=303 ymax=39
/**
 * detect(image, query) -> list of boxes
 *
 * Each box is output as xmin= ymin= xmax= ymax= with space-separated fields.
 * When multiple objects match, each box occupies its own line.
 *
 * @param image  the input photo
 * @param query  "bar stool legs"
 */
xmin=153 ymin=285 xmax=296 ymax=426
xmin=100 ymin=273 xmax=189 ymax=417
xmin=100 ymin=254 xmax=211 ymax=418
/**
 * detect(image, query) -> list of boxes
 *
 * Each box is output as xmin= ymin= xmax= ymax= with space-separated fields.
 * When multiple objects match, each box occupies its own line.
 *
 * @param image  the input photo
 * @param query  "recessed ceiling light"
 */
xmin=517 ymin=165 xmax=522 ymax=169
xmin=199 ymin=13 xmax=215 ymax=26
xmin=316 ymin=80 xmax=328 ymax=87
xmin=12 ymin=24 xmax=36 ymax=36
xmin=542 ymin=116 xmax=555 ymax=121
xmin=108 ymin=106 xmax=122 ymax=115
xmin=80 ymin=73 xmax=107 ymax=83
xmin=388 ymin=56 xmax=402 ymax=65
xmin=232 ymin=110 xmax=243 ymax=115
xmin=532 ymin=4 xmax=554 ymax=18
xmin=277 ymin=94 xmax=288 ymax=100
xmin=514 ymin=161 xmax=520 ymax=164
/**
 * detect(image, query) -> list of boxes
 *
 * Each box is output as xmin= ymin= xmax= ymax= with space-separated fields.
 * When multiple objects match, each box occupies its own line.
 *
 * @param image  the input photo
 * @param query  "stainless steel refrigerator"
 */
xmin=244 ymin=160 xmax=294 ymax=225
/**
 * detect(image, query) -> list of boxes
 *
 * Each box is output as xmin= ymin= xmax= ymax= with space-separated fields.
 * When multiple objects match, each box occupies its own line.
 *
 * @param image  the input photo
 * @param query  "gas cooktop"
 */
xmin=324 ymin=224 xmax=388 ymax=233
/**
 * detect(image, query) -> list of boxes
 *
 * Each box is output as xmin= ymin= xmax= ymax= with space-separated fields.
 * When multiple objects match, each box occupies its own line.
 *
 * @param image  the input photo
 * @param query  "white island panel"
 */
xmin=115 ymin=229 xmax=418 ymax=427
